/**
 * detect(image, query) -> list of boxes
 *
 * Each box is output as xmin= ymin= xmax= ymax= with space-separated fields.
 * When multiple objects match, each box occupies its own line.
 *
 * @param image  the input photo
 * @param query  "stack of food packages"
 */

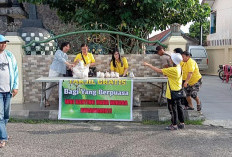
xmin=72 ymin=61 xmax=89 ymax=79
xmin=96 ymin=71 xmax=119 ymax=78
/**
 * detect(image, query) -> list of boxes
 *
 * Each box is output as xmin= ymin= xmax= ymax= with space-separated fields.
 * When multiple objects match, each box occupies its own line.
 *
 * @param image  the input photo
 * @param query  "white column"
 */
xmin=5 ymin=35 xmax=25 ymax=104
xmin=163 ymin=36 xmax=187 ymax=52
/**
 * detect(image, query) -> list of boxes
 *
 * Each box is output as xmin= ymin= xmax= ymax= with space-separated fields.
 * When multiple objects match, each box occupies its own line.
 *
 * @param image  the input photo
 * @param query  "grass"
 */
xmin=9 ymin=118 xmax=73 ymax=124
xmin=9 ymin=118 xmax=204 ymax=125
xmin=142 ymin=120 xmax=204 ymax=125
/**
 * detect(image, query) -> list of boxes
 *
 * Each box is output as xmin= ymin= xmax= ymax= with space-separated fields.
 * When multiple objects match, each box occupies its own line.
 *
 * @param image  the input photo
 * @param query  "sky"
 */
xmin=149 ymin=23 xmax=192 ymax=37
xmin=150 ymin=0 xmax=203 ymax=37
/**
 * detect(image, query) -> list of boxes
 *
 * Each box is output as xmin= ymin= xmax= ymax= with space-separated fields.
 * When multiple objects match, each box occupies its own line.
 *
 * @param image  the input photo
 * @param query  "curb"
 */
xmin=10 ymin=109 xmax=205 ymax=121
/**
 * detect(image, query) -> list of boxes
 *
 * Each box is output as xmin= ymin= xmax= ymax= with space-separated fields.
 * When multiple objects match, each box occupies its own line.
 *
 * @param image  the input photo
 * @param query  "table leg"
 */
xmin=159 ymin=82 xmax=167 ymax=106
xmin=40 ymin=82 xmax=46 ymax=108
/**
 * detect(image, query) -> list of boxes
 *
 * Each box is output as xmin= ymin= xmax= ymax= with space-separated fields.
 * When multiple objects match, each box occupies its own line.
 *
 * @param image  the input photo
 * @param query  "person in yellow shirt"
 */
xmin=143 ymin=53 xmax=185 ymax=130
xmin=110 ymin=48 xmax=128 ymax=77
xmin=74 ymin=43 xmax=95 ymax=67
xmin=181 ymin=51 xmax=202 ymax=111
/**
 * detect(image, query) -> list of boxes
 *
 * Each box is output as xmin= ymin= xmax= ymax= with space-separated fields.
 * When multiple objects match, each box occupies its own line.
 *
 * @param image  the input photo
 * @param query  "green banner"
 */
xmin=58 ymin=79 xmax=133 ymax=121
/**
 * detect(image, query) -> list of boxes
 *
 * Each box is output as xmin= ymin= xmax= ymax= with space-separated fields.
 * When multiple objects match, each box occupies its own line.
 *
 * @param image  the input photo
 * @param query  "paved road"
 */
xmin=1 ymin=122 xmax=232 ymax=157
xmin=199 ymin=75 xmax=232 ymax=128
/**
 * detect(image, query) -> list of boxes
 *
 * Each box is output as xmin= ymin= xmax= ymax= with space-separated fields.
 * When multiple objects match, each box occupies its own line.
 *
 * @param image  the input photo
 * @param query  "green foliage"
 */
xmin=20 ymin=0 xmax=211 ymax=37
xmin=188 ymin=20 xmax=210 ymax=45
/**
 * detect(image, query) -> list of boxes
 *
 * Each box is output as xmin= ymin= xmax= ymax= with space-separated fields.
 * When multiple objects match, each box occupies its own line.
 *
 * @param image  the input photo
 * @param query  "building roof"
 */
xmin=149 ymin=29 xmax=171 ymax=42
xmin=149 ymin=29 xmax=199 ymax=45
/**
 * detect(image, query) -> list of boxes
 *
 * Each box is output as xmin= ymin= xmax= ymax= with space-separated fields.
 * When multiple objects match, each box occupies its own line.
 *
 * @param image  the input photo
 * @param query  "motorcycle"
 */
xmin=218 ymin=64 xmax=232 ymax=80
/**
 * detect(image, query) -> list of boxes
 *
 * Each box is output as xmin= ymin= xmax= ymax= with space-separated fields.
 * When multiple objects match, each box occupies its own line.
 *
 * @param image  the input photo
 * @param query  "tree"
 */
xmin=188 ymin=20 xmax=210 ymax=45
xmin=20 ymin=0 xmax=211 ymax=38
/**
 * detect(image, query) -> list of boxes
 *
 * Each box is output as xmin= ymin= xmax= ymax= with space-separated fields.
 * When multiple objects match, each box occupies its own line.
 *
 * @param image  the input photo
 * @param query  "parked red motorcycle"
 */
xmin=218 ymin=64 xmax=232 ymax=80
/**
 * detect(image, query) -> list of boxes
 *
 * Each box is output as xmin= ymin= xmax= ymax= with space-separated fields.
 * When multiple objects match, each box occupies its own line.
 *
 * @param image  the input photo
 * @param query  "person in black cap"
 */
xmin=0 ymin=34 xmax=19 ymax=148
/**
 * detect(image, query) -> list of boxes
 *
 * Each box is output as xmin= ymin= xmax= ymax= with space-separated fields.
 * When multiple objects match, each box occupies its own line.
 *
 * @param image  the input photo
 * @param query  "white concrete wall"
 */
xmin=208 ymin=0 xmax=232 ymax=40
xmin=203 ymin=45 xmax=232 ymax=75
xmin=5 ymin=36 xmax=24 ymax=104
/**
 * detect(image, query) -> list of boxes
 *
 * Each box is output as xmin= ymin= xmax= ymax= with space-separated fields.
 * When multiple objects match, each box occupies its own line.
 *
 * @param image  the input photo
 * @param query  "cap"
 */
xmin=0 ymin=35 xmax=9 ymax=43
xmin=171 ymin=53 xmax=183 ymax=65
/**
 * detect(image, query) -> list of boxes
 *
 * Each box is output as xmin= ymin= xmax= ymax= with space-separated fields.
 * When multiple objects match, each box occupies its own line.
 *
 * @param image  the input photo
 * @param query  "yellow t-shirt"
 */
xmin=162 ymin=65 xmax=182 ymax=99
xmin=183 ymin=58 xmax=202 ymax=86
xmin=110 ymin=57 xmax=129 ymax=76
xmin=74 ymin=52 xmax=95 ymax=65
xmin=180 ymin=61 xmax=187 ymax=81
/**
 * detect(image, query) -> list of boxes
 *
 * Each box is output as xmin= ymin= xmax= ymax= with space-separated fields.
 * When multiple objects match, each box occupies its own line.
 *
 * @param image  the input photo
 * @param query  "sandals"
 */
xmin=165 ymin=124 xmax=178 ymax=130
xmin=45 ymin=100 xmax=50 ymax=108
xmin=184 ymin=106 xmax=194 ymax=110
xmin=0 ymin=141 xmax=6 ymax=148
xmin=197 ymin=104 xmax=202 ymax=111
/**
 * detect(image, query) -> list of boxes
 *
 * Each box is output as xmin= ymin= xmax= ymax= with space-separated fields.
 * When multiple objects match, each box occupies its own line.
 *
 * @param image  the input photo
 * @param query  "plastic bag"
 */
xmin=72 ymin=61 xmax=89 ymax=79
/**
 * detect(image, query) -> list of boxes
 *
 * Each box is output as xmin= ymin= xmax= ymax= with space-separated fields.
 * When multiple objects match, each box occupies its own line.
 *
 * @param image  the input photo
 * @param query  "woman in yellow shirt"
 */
xmin=110 ymin=48 xmax=128 ymax=77
xmin=143 ymin=53 xmax=185 ymax=130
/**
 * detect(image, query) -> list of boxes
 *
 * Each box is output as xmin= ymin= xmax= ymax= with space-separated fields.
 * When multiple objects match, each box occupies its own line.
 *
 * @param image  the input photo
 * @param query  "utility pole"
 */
xmin=199 ymin=22 xmax=203 ymax=45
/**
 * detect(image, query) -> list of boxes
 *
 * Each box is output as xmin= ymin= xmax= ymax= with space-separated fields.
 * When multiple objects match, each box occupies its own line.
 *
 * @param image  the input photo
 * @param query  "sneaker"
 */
xmin=165 ymin=125 xmax=178 ymax=130
xmin=178 ymin=123 xmax=185 ymax=129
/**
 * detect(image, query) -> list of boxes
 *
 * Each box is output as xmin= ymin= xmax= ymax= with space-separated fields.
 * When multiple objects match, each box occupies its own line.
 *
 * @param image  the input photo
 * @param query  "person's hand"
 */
xmin=143 ymin=62 xmax=149 ymax=66
xmin=12 ymin=89 xmax=18 ymax=97
xmin=67 ymin=63 xmax=74 ymax=69
xmin=183 ymin=81 xmax=188 ymax=88
xmin=73 ymin=59 xmax=80 ymax=66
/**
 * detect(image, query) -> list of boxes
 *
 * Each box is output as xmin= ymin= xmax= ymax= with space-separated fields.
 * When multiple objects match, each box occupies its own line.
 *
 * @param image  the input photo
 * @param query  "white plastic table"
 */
xmin=35 ymin=77 xmax=168 ymax=108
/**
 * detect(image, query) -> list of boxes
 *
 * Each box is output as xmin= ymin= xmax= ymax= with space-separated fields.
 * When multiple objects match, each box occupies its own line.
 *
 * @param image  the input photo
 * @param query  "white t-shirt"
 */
xmin=0 ymin=52 xmax=10 ymax=92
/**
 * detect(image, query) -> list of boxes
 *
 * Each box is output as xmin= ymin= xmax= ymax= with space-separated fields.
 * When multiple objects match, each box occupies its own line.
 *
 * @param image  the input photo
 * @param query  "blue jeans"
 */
xmin=0 ymin=92 xmax=12 ymax=141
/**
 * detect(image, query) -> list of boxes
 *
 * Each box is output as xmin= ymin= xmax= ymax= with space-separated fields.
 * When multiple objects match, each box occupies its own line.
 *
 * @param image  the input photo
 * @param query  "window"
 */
xmin=190 ymin=49 xmax=207 ymax=58
xmin=210 ymin=11 xmax=216 ymax=34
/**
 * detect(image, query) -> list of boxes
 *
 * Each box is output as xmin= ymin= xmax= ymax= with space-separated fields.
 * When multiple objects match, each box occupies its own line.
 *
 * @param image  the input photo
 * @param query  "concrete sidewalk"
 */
xmin=200 ymin=75 xmax=232 ymax=128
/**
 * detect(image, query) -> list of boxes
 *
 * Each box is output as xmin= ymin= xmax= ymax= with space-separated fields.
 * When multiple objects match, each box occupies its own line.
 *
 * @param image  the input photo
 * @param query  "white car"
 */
xmin=188 ymin=46 xmax=208 ymax=70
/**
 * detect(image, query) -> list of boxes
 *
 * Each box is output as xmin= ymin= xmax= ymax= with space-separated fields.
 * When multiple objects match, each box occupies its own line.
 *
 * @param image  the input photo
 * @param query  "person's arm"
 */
xmin=55 ymin=50 xmax=67 ymax=63
xmin=73 ymin=53 xmax=81 ymax=65
xmin=143 ymin=62 xmax=163 ymax=74
xmin=122 ymin=68 xmax=128 ymax=77
xmin=90 ymin=62 xmax=95 ymax=67
xmin=163 ymin=64 xmax=169 ymax=68
xmin=11 ymin=53 xmax=19 ymax=97
xmin=55 ymin=50 xmax=73 ymax=68
xmin=183 ymin=59 xmax=195 ymax=87
xmin=64 ymin=61 xmax=73 ymax=67
xmin=184 ymin=72 xmax=193 ymax=87
xmin=110 ymin=61 xmax=115 ymax=72
xmin=122 ymin=57 xmax=129 ymax=76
